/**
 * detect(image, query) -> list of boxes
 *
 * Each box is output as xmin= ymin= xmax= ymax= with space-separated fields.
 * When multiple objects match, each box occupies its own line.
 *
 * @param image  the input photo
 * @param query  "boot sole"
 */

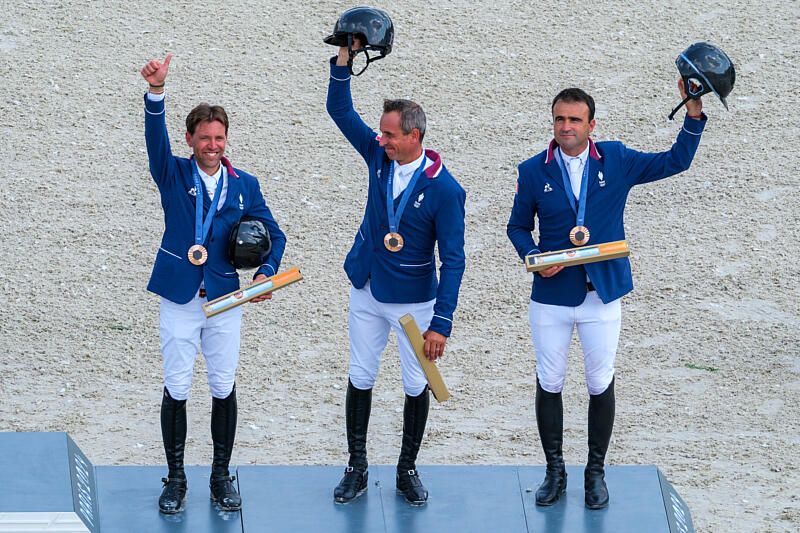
xmin=334 ymin=486 xmax=367 ymax=504
xmin=159 ymin=489 xmax=187 ymax=514
xmin=210 ymin=495 xmax=242 ymax=512
xmin=396 ymin=489 xmax=427 ymax=506
xmin=585 ymin=499 xmax=609 ymax=510
xmin=535 ymin=497 xmax=562 ymax=506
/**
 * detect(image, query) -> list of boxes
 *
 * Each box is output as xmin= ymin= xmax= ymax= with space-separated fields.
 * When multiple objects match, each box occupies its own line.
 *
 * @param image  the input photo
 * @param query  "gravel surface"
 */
xmin=1 ymin=1 xmax=798 ymax=531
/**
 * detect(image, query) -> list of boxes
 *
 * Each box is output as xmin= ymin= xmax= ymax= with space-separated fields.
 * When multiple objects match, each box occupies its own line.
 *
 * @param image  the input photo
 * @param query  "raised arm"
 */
xmin=325 ymin=39 xmax=380 ymax=164
xmin=141 ymin=55 xmax=177 ymax=190
xmin=622 ymin=79 xmax=707 ymax=186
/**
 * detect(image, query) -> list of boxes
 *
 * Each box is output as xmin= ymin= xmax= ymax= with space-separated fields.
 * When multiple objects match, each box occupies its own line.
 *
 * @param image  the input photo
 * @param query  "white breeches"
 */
xmin=529 ymin=291 xmax=621 ymax=395
xmin=348 ymin=282 xmax=434 ymax=396
xmin=159 ymin=291 xmax=242 ymax=401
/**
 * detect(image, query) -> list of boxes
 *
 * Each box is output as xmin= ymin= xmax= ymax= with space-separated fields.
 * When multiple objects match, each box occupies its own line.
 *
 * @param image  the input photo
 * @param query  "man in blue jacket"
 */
xmin=507 ymin=82 xmax=706 ymax=509
xmin=141 ymin=56 xmax=286 ymax=514
xmin=326 ymin=41 xmax=466 ymax=505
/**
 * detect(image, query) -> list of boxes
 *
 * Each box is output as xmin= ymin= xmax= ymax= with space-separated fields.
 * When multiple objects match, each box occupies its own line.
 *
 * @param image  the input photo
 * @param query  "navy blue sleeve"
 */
xmin=621 ymin=113 xmax=707 ymax=186
xmin=507 ymin=163 xmax=541 ymax=260
xmin=246 ymin=182 xmax=286 ymax=279
xmin=325 ymin=57 xmax=380 ymax=165
xmin=143 ymin=94 xmax=178 ymax=194
xmin=428 ymin=185 xmax=466 ymax=337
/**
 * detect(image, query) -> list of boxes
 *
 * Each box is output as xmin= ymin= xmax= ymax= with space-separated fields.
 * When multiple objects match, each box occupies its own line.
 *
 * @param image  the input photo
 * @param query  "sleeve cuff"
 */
xmin=146 ymin=91 xmax=165 ymax=102
xmin=255 ymin=262 xmax=277 ymax=280
xmin=329 ymin=57 xmax=352 ymax=81
xmin=682 ymin=112 xmax=707 ymax=135
xmin=428 ymin=315 xmax=453 ymax=337
xmin=144 ymin=93 xmax=165 ymax=114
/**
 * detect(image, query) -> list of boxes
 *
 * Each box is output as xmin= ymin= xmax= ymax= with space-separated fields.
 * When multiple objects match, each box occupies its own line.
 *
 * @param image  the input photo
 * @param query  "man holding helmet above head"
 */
xmin=324 ymin=7 xmax=466 ymax=506
xmin=140 ymin=55 xmax=285 ymax=514
xmin=507 ymin=43 xmax=733 ymax=510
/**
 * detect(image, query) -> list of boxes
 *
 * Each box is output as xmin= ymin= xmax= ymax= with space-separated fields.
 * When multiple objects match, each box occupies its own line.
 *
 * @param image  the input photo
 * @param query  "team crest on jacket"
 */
xmin=598 ymin=172 xmax=606 ymax=187
xmin=239 ymin=194 xmax=244 ymax=210
xmin=414 ymin=193 xmax=424 ymax=208
xmin=543 ymin=182 xmax=553 ymax=193
xmin=188 ymin=186 xmax=197 ymax=197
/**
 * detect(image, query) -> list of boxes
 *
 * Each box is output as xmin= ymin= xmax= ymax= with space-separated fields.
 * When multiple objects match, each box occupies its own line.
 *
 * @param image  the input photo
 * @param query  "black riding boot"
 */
xmin=396 ymin=385 xmax=430 ymax=505
xmin=159 ymin=387 xmax=188 ymax=514
xmin=535 ymin=380 xmax=567 ymax=506
xmin=334 ymin=380 xmax=372 ymax=503
xmin=585 ymin=377 xmax=615 ymax=509
xmin=210 ymin=385 xmax=241 ymax=511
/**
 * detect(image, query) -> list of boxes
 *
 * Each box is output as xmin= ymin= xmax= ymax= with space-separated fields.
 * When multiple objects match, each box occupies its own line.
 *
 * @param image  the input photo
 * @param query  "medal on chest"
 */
xmin=559 ymin=152 xmax=592 ymax=247
xmin=188 ymin=161 xmax=224 ymax=266
xmin=384 ymin=157 xmax=426 ymax=252
xmin=569 ymin=226 xmax=590 ymax=246
xmin=383 ymin=232 xmax=404 ymax=252
xmin=188 ymin=244 xmax=209 ymax=265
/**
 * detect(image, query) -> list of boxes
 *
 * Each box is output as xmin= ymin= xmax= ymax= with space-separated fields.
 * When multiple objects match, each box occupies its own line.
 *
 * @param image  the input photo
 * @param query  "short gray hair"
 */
xmin=383 ymin=99 xmax=426 ymax=143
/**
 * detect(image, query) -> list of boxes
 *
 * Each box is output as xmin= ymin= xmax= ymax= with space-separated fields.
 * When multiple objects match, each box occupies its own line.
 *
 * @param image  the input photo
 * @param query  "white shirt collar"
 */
xmin=197 ymin=164 xmax=223 ymax=182
xmin=558 ymin=142 xmax=590 ymax=168
xmin=395 ymin=149 xmax=426 ymax=175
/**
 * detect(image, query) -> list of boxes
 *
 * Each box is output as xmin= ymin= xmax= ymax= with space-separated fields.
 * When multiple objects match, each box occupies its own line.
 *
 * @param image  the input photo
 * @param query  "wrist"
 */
xmin=149 ymin=83 xmax=165 ymax=95
xmin=687 ymin=112 xmax=703 ymax=119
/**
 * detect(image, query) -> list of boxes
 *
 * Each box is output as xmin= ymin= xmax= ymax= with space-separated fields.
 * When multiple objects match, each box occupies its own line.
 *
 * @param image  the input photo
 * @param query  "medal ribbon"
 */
xmin=556 ymin=151 xmax=590 ymax=229
xmin=192 ymin=160 xmax=225 ymax=247
xmin=386 ymin=156 xmax=427 ymax=235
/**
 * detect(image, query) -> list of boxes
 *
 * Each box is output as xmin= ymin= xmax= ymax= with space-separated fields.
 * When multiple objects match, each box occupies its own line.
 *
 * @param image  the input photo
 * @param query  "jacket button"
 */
xmin=210 ymin=237 xmax=214 ymax=242
xmin=380 ymin=225 xmax=385 ymax=229
xmin=373 ymin=248 xmax=378 ymax=252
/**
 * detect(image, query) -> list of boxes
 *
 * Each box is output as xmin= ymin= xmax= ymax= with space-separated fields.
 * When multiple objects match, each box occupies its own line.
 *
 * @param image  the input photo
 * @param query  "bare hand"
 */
xmin=336 ymin=36 xmax=362 ymax=66
xmin=249 ymin=273 xmax=273 ymax=303
xmin=538 ymin=265 xmax=564 ymax=278
xmin=141 ymin=55 xmax=172 ymax=86
xmin=679 ymin=78 xmax=703 ymax=117
xmin=422 ymin=330 xmax=447 ymax=361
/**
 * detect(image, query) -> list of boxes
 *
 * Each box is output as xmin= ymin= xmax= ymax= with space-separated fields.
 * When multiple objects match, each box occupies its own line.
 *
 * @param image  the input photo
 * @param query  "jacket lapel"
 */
xmin=406 ymin=148 xmax=442 ymax=198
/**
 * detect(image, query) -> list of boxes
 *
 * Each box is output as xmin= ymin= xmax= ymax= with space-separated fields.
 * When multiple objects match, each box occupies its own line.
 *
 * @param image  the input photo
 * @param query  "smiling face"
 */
xmin=185 ymin=120 xmax=227 ymax=175
xmin=378 ymin=111 xmax=422 ymax=165
xmin=552 ymin=100 xmax=595 ymax=157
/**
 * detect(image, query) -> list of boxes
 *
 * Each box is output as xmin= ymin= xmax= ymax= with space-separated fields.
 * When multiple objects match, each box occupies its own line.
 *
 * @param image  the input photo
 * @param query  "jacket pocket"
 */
xmin=396 ymin=260 xmax=435 ymax=279
xmin=159 ymin=247 xmax=183 ymax=261
xmin=398 ymin=260 xmax=432 ymax=268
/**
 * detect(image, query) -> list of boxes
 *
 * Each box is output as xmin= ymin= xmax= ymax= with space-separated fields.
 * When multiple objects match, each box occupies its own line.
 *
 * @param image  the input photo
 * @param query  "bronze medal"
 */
xmin=569 ymin=226 xmax=590 ymax=246
xmin=384 ymin=232 xmax=404 ymax=252
xmin=188 ymin=244 xmax=208 ymax=265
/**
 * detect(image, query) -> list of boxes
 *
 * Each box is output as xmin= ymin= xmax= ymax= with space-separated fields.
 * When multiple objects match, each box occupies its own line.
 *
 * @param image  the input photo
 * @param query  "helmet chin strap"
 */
xmin=667 ymin=94 xmax=693 ymax=121
xmin=347 ymin=33 xmax=389 ymax=76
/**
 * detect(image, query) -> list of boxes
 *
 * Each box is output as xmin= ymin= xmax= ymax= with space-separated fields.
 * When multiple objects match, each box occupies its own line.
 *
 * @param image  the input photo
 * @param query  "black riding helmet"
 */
xmin=324 ymin=7 xmax=394 ymax=76
xmin=668 ymin=42 xmax=735 ymax=120
xmin=228 ymin=217 xmax=272 ymax=269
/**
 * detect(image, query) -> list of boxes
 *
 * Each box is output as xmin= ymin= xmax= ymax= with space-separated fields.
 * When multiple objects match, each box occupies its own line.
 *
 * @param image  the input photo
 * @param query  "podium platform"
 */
xmin=0 ymin=432 xmax=98 ymax=533
xmin=1 ymin=433 xmax=694 ymax=532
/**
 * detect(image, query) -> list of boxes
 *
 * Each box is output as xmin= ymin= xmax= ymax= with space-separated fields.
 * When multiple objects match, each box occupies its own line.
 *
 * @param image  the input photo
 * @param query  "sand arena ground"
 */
xmin=1 ymin=1 xmax=798 ymax=530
